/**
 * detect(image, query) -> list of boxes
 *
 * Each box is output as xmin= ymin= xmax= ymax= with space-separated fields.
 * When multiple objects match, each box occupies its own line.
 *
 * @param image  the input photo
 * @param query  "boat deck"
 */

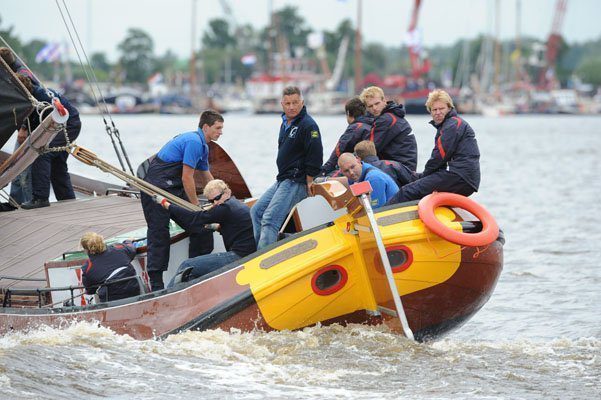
xmin=0 ymin=195 xmax=146 ymax=289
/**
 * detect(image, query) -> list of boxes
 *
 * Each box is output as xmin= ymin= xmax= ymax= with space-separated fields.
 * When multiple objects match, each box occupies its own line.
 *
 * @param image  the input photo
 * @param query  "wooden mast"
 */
xmin=354 ymin=0 xmax=363 ymax=92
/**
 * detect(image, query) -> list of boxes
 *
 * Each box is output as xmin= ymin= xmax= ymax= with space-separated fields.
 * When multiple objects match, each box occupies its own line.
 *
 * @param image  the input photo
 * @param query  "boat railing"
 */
xmin=1 ymin=274 xmax=146 ymax=309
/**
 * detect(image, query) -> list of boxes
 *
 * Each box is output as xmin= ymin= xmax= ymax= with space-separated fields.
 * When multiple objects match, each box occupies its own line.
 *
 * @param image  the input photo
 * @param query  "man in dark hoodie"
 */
xmin=386 ymin=89 xmax=480 ymax=205
xmin=250 ymin=86 xmax=323 ymax=250
xmin=320 ymin=97 xmax=372 ymax=176
xmin=359 ymin=86 xmax=417 ymax=173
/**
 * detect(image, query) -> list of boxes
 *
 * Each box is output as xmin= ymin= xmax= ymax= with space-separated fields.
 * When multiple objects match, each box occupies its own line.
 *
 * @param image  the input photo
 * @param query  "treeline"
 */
xmin=2 ymin=7 xmax=601 ymax=88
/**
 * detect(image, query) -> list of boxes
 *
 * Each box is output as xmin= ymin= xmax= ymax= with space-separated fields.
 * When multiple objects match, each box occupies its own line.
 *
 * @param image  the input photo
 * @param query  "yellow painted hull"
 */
xmin=236 ymin=202 xmax=503 ymax=338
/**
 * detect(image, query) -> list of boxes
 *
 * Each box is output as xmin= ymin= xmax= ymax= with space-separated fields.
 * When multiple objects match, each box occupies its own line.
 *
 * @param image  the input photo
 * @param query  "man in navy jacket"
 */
xmin=157 ymin=179 xmax=256 ymax=286
xmin=17 ymin=75 xmax=81 ymax=210
xmin=320 ymin=97 xmax=372 ymax=176
xmin=251 ymin=86 xmax=323 ymax=249
xmin=387 ymin=89 xmax=480 ymax=204
xmin=359 ymin=86 xmax=417 ymax=172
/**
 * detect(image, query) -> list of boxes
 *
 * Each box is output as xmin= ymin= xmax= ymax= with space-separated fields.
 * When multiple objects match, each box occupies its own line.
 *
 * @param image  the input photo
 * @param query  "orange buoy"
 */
xmin=418 ymin=192 xmax=499 ymax=247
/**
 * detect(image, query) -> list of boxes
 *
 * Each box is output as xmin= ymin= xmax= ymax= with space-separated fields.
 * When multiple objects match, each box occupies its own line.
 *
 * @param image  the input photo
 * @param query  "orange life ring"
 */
xmin=418 ymin=192 xmax=499 ymax=247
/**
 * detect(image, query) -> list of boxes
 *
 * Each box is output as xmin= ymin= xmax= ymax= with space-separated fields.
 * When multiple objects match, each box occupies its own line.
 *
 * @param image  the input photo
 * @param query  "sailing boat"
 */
xmin=0 ymin=51 xmax=504 ymax=342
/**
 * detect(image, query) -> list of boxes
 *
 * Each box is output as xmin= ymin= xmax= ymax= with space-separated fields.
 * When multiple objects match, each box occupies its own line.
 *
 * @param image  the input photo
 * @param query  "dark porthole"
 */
xmin=374 ymin=245 xmax=414 ymax=274
xmin=311 ymin=265 xmax=348 ymax=296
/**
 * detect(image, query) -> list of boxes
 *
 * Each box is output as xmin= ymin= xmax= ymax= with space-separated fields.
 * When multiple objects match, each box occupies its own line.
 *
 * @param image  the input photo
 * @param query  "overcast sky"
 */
xmin=2 ymin=0 xmax=600 ymax=61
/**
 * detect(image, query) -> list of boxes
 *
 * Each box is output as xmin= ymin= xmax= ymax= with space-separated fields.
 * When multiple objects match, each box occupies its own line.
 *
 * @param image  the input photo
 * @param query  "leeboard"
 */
xmin=136 ymin=141 xmax=252 ymax=199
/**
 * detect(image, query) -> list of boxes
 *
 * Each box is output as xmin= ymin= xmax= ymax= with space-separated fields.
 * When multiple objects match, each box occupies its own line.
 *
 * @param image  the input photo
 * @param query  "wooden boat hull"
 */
xmin=0 ymin=201 xmax=503 ymax=341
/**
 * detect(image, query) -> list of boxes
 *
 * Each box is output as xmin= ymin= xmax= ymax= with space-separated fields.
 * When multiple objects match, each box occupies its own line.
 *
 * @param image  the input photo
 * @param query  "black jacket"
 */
xmin=82 ymin=242 xmax=139 ymax=302
xmin=362 ymin=155 xmax=416 ymax=187
xmin=321 ymin=115 xmax=373 ymax=175
xmin=25 ymin=86 xmax=81 ymax=146
xmin=365 ymin=101 xmax=417 ymax=171
xmin=169 ymin=196 xmax=256 ymax=257
xmin=276 ymin=106 xmax=323 ymax=183
xmin=423 ymin=109 xmax=480 ymax=191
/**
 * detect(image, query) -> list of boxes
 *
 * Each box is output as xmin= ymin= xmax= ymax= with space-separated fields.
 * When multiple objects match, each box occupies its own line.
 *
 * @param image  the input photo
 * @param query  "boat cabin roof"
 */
xmin=0 ymin=195 xmax=146 ymax=289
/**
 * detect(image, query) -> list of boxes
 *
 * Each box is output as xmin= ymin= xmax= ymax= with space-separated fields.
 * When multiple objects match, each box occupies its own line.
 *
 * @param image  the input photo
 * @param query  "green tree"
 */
xmin=91 ymin=52 xmax=111 ymax=74
xmin=202 ymin=18 xmax=236 ymax=49
xmin=362 ymin=43 xmax=387 ymax=76
xmin=272 ymin=6 xmax=312 ymax=56
xmin=117 ymin=28 xmax=155 ymax=83
xmin=0 ymin=16 xmax=22 ymax=55
xmin=576 ymin=57 xmax=601 ymax=85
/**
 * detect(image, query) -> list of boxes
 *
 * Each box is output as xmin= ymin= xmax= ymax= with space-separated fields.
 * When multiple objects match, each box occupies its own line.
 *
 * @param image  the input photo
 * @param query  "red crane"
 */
xmin=406 ymin=0 xmax=431 ymax=79
xmin=540 ymin=0 xmax=568 ymax=89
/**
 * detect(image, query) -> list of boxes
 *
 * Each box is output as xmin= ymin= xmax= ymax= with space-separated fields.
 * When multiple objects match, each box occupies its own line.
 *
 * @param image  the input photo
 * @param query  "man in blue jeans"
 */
xmin=251 ymin=86 xmax=323 ymax=250
xmin=157 ymin=179 xmax=256 ymax=287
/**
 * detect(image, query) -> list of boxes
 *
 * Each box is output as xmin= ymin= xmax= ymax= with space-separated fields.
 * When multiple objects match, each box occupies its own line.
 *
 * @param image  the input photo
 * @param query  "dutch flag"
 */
xmin=35 ymin=43 xmax=62 ymax=63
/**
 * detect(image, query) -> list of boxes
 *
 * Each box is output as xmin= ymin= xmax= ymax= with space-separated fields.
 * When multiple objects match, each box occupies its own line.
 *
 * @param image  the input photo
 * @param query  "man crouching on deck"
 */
xmin=141 ymin=110 xmax=223 ymax=291
xmin=250 ymin=86 xmax=323 ymax=250
xmin=155 ymin=179 xmax=256 ymax=287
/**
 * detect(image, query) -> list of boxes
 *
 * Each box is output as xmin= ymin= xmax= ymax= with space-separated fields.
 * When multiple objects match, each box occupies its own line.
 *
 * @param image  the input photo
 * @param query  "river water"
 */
xmin=1 ymin=112 xmax=600 ymax=399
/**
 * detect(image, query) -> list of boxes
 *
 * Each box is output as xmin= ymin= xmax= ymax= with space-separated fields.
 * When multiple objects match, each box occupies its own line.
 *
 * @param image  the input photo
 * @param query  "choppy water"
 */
xmin=1 ymin=113 xmax=600 ymax=399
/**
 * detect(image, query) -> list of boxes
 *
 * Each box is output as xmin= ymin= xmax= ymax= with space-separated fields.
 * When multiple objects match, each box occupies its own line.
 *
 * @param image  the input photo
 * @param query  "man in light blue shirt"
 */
xmin=337 ymin=152 xmax=399 ymax=208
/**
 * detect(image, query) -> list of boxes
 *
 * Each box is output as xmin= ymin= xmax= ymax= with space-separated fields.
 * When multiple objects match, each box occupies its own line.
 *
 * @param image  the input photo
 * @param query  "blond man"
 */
xmin=157 ymin=179 xmax=256 ymax=286
xmin=359 ymin=86 xmax=417 ymax=171
xmin=387 ymin=89 xmax=480 ymax=205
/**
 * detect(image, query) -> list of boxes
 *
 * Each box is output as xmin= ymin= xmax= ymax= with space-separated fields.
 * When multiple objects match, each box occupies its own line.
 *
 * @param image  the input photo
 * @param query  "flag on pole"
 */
xmin=35 ymin=43 xmax=62 ymax=63
xmin=241 ymin=53 xmax=257 ymax=66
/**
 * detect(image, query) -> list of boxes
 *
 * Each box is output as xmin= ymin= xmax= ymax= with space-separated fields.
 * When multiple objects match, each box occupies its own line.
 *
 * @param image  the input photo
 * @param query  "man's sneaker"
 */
xmin=21 ymin=198 xmax=50 ymax=209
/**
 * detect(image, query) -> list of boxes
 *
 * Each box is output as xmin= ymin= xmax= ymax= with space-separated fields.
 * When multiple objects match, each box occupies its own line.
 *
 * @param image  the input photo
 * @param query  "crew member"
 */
xmin=0 ymin=46 xmax=39 ymax=84
xmin=336 ymin=152 xmax=399 ymax=209
xmin=353 ymin=140 xmax=416 ymax=187
xmin=18 ymin=75 xmax=81 ymax=210
xmin=320 ymin=97 xmax=372 ymax=176
xmin=141 ymin=110 xmax=223 ymax=291
xmin=359 ymin=86 xmax=417 ymax=172
xmin=156 ymin=179 xmax=256 ymax=287
xmin=1 ymin=48 xmax=37 ymax=205
xmin=80 ymin=232 xmax=141 ymax=302
xmin=387 ymin=89 xmax=480 ymax=204
xmin=250 ymin=86 xmax=323 ymax=250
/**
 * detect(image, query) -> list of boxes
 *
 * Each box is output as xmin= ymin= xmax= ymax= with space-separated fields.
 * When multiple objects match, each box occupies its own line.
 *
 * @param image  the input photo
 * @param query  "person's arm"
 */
xmin=182 ymin=164 xmax=198 ymax=205
xmin=366 ymin=175 xmax=387 ymax=208
xmin=423 ymin=119 xmax=461 ymax=176
xmin=369 ymin=115 xmax=412 ymax=156
xmin=168 ymin=202 xmax=224 ymax=233
xmin=303 ymin=124 xmax=324 ymax=195
xmin=120 ymin=241 xmax=137 ymax=260
xmin=322 ymin=124 xmax=362 ymax=175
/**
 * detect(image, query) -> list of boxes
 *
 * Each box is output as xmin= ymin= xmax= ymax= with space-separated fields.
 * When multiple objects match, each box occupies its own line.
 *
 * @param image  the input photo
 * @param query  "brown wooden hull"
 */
xmin=0 ymin=236 xmax=502 ymax=342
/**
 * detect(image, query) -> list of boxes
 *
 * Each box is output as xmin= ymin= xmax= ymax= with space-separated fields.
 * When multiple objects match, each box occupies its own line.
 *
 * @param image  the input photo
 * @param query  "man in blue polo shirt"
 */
xmin=336 ymin=152 xmax=399 ymax=209
xmin=141 ymin=110 xmax=224 ymax=291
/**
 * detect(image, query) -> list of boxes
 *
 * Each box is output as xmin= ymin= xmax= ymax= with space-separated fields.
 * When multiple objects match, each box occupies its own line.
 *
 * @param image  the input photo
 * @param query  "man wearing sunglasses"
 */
xmin=156 ymin=179 xmax=256 ymax=286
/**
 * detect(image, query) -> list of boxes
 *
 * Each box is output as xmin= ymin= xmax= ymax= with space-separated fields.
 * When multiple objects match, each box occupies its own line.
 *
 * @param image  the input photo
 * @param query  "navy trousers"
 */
xmin=386 ymin=170 xmax=475 ymax=205
xmin=30 ymin=121 xmax=81 ymax=201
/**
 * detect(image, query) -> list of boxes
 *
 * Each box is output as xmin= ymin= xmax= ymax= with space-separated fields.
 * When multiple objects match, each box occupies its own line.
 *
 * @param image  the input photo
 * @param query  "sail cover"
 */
xmin=0 ymin=58 xmax=35 ymax=149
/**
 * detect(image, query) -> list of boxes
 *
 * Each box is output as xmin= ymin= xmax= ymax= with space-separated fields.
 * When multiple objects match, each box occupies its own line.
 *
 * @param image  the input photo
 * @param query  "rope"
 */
xmin=71 ymin=146 xmax=202 ymax=212
xmin=0 ymin=35 xmax=53 ymax=105
xmin=54 ymin=0 xmax=135 ymax=175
